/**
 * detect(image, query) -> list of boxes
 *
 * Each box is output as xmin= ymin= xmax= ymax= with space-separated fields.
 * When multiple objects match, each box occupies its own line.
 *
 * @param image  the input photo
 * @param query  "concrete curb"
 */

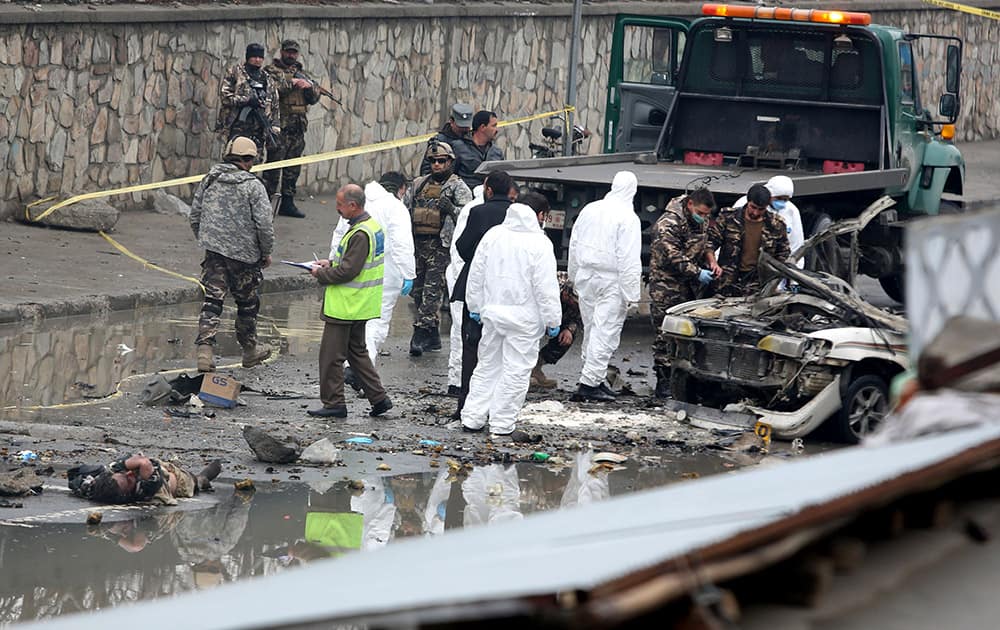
xmin=0 ymin=273 xmax=318 ymax=326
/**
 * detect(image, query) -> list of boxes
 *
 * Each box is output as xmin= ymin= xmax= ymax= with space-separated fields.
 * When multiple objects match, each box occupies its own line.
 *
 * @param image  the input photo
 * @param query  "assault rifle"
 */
xmin=294 ymin=71 xmax=342 ymax=106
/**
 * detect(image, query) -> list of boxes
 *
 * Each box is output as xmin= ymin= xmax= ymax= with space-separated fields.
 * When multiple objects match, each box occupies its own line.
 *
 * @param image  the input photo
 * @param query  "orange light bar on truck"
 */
xmin=702 ymin=4 xmax=872 ymax=26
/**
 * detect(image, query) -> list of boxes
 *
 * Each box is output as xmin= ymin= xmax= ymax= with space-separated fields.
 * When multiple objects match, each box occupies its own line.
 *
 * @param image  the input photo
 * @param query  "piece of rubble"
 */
xmin=243 ymin=426 xmax=301 ymax=464
xmin=0 ymin=468 xmax=44 ymax=497
xmin=86 ymin=511 xmax=103 ymax=525
xmin=26 ymin=198 xmax=120 ymax=232
xmin=300 ymin=438 xmax=340 ymax=465
xmin=234 ymin=479 xmax=256 ymax=492
xmin=146 ymin=190 xmax=191 ymax=217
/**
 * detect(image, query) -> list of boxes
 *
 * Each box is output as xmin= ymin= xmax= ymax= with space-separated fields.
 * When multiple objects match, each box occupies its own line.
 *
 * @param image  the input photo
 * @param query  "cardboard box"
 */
xmin=199 ymin=373 xmax=241 ymax=408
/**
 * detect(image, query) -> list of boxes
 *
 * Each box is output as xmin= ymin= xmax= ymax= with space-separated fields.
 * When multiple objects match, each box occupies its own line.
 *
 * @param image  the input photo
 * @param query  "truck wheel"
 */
xmin=830 ymin=374 xmax=889 ymax=444
xmin=879 ymin=273 xmax=905 ymax=303
xmin=804 ymin=213 xmax=841 ymax=276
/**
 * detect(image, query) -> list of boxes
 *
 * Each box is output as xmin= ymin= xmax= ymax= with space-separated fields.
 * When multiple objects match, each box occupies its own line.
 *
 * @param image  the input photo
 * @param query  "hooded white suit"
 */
xmin=446 ymin=185 xmax=485 ymax=389
xmin=330 ymin=181 xmax=416 ymax=360
xmin=567 ymin=171 xmax=642 ymax=388
xmin=462 ymin=203 xmax=562 ymax=434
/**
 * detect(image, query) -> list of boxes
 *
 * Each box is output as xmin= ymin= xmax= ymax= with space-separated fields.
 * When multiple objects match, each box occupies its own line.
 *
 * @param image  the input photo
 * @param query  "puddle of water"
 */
xmin=0 ymin=290 xmax=324 ymax=414
xmin=0 ymin=451 xmax=739 ymax=624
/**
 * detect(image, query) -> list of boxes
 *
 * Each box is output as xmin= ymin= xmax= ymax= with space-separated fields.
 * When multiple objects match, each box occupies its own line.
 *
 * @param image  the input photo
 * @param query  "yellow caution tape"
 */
xmin=922 ymin=0 xmax=1000 ymax=20
xmin=98 ymin=230 xmax=207 ymax=293
xmin=29 ymin=106 xmax=576 ymax=223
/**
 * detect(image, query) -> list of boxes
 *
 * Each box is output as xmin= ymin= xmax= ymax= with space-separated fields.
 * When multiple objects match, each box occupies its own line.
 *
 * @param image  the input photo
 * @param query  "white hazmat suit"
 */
xmin=330 ymin=181 xmax=416 ymax=360
xmin=462 ymin=203 xmax=561 ymax=435
xmin=567 ymin=171 xmax=642 ymax=388
xmin=734 ymin=175 xmax=804 ymax=268
xmin=446 ymin=185 xmax=485 ymax=389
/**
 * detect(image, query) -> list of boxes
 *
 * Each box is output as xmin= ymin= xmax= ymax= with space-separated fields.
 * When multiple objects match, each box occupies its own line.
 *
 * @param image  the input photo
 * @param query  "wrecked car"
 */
xmin=659 ymin=199 xmax=908 ymax=443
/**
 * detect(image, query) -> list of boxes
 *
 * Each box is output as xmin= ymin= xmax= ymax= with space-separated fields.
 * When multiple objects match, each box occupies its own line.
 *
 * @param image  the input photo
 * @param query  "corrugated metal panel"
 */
xmin=29 ymin=425 xmax=1000 ymax=630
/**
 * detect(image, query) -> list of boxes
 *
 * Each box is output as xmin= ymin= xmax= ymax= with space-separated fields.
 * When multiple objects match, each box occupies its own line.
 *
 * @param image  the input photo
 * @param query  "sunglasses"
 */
xmin=430 ymin=158 xmax=451 ymax=165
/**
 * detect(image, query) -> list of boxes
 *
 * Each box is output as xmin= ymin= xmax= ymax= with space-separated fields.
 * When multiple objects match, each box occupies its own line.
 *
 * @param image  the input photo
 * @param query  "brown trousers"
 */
xmin=318 ymin=320 xmax=387 ymax=408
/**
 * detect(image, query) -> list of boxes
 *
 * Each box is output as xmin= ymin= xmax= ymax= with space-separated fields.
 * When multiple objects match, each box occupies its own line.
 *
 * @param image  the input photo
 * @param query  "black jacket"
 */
xmin=450 ymin=198 xmax=511 ymax=303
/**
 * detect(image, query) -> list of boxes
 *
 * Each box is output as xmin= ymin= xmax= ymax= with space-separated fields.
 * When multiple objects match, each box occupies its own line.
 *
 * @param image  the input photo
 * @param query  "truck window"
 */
xmin=899 ymin=41 xmax=915 ymax=105
xmin=622 ymin=25 xmax=684 ymax=86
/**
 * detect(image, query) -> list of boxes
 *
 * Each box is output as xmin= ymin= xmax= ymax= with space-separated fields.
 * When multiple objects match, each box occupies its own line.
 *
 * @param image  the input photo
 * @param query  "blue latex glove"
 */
xmin=469 ymin=312 xmax=481 ymax=323
xmin=546 ymin=326 xmax=560 ymax=338
xmin=698 ymin=268 xmax=714 ymax=286
xmin=401 ymin=278 xmax=414 ymax=296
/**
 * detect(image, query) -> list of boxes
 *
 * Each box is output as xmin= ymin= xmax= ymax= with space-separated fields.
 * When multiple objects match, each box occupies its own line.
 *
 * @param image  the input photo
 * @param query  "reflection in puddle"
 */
xmin=0 ymin=451 xmax=729 ymax=623
xmin=0 ymin=291 xmax=322 ymax=414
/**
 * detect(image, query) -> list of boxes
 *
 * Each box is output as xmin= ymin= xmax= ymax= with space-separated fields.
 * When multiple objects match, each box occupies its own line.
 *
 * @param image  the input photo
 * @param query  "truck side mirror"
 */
xmin=939 ymin=93 xmax=957 ymax=119
xmin=946 ymin=44 xmax=961 ymax=94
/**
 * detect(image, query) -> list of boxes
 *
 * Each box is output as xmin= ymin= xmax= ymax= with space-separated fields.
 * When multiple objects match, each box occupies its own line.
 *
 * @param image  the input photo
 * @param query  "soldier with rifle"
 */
xmin=264 ymin=39 xmax=334 ymax=219
xmin=217 ymin=43 xmax=281 ymax=162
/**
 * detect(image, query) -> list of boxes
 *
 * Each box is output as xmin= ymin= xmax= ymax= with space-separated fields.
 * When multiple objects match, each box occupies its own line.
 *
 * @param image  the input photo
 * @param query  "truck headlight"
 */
xmin=757 ymin=333 xmax=808 ymax=358
xmin=661 ymin=315 xmax=697 ymax=337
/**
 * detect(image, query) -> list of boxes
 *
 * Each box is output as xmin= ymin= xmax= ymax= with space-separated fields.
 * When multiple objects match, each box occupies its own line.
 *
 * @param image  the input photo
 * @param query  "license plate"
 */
xmin=544 ymin=210 xmax=565 ymax=230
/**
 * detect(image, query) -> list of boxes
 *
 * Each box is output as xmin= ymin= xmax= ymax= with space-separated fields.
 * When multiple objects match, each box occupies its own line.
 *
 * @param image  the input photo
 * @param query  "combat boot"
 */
xmin=409 ymin=326 xmax=427 ymax=357
xmin=654 ymin=367 xmax=672 ymax=399
xmin=197 ymin=344 xmax=216 ymax=373
xmin=278 ymin=196 xmax=306 ymax=219
xmin=242 ymin=344 xmax=272 ymax=368
xmin=196 ymin=459 xmax=222 ymax=491
xmin=424 ymin=326 xmax=442 ymax=352
xmin=530 ymin=358 xmax=557 ymax=389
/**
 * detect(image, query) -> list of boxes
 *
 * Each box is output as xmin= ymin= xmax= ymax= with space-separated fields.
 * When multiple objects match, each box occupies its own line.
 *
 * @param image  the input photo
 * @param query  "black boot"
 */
xmin=409 ymin=326 xmax=427 ymax=357
xmin=571 ymin=383 xmax=615 ymax=403
xmin=654 ymin=367 xmax=672 ymax=399
xmin=424 ymin=326 xmax=442 ymax=351
xmin=278 ymin=195 xmax=305 ymax=218
xmin=196 ymin=459 xmax=222 ymax=491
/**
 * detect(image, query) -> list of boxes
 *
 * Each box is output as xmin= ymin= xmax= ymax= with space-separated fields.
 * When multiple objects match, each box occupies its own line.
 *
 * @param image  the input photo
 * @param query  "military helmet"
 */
xmin=224 ymin=136 xmax=258 ymax=160
xmin=425 ymin=141 xmax=455 ymax=161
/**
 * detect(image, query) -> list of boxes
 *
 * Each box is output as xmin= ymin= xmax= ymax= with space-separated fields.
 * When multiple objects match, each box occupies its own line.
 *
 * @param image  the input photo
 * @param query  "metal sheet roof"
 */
xmin=30 ymin=425 xmax=1000 ymax=630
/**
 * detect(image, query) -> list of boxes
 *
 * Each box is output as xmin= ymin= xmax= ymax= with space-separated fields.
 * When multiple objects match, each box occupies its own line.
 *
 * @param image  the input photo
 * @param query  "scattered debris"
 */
xmin=25 ymin=198 xmax=119 ymax=232
xmin=243 ymin=426 xmax=301 ymax=464
xmin=419 ymin=439 xmax=442 ymax=447
xmin=234 ymin=479 xmax=256 ymax=493
xmin=86 ymin=511 xmax=103 ymax=525
xmin=376 ymin=463 xmax=391 ymax=471
xmin=530 ymin=452 xmax=551 ymax=462
xmin=347 ymin=480 xmax=365 ymax=491
xmin=345 ymin=436 xmax=374 ymax=445
xmin=146 ymin=189 xmax=191 ymax=217
xmin=300 ymin=438 xmax=340 ymax=465
xmin=0 ymin=468 xmax=44 ymax=496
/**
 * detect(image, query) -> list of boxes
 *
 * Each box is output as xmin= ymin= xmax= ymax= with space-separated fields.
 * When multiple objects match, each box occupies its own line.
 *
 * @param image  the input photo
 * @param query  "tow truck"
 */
xmin=481 ymin=3 xmax=965 ymax=301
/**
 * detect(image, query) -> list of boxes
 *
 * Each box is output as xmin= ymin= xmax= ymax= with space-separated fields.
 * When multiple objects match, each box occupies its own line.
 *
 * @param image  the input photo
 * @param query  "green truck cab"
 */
xmin=484 ymin=4 xmax=963 ymax=302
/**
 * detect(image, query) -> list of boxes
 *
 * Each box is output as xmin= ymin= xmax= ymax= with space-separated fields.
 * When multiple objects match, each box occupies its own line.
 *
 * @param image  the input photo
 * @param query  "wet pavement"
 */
xmin=0 ymin=288 xmax=808 ymax=623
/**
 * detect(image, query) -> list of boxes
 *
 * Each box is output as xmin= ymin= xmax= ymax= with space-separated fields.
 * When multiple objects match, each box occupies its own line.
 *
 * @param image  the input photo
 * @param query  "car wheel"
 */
xmin=878 ymin=273 xmax=905 ymax=304
xmin=804 ymin=213 xmax=842 ymax=277
xmin=832 ymin=374 xmax=889 ymax=444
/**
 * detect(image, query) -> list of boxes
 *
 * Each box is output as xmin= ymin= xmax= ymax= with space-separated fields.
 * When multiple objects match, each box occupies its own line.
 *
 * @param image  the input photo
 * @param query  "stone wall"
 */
xmin=0 ymin=1 xmax=997 ymax=220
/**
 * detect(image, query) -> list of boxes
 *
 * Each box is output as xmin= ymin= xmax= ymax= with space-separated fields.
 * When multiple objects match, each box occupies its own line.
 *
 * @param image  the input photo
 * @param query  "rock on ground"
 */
xmin=27 ymin=198 xmax=119 ymax=232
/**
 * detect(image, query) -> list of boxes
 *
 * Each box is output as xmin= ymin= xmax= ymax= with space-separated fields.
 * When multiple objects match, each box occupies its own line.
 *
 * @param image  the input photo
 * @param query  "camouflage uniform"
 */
xmin=539 ymin=272 xmax=584 ymax=364
xmin=189 ymin=162 xmax=274 ymax=348
xmin=403 ymin=173 xmax=473 ymax=330
xmin=649 ymin=195 xmax=712 ymax=370
xmin=262 ymin=56 xmax=320 ymax=198
xmin=216 ymin=63 xmax=280 ymax=158
xmin=709 ymin=206 xmax=791 ymax=297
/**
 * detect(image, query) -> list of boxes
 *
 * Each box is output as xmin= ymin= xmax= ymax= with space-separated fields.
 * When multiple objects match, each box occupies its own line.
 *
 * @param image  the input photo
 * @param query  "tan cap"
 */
xmin=224 ymin=136 xmax=257 ymax=159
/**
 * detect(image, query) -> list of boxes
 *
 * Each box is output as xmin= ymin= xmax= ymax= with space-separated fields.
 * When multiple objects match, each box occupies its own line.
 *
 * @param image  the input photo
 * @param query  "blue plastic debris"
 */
xmin=419 ymin=439 xmax=442 ymax=447
xmin=345 ymin=436 xmax=374 ymax=445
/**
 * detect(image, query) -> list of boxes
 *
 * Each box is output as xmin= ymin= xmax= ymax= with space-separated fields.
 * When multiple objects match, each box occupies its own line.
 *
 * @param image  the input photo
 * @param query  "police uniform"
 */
xmin=648 ymin=194 xmax=713 ymax=377
xmin=709 ymin=206 xmax=791 ymax=296
xmin=217 ymin=45 xmax=280 ymax=158
xmin=263 ymin=39 xmax=321 ymax=216
xmin=403 ymin=159 xmax=473 ymax=339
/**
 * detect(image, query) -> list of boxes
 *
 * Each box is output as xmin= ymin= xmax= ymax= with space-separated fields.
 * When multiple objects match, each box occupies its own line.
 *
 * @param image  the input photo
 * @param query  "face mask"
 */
xmin=691 ymin=212 xmax=706 ymax=224
xmin=771 ymin=200 xmax=788 ymax=211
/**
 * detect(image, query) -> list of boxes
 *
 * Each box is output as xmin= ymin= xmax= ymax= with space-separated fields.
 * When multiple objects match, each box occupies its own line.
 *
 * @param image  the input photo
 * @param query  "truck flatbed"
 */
xmin=481 ymin=152 xmax=908 ymax=198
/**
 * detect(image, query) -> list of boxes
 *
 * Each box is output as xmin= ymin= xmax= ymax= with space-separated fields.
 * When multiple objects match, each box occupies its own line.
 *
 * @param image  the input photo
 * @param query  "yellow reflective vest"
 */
xmin=323 ymin=217 xmax=385 ymax=321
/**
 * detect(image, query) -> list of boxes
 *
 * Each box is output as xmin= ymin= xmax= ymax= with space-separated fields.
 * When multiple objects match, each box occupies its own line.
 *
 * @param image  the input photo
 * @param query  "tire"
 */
xmin=939 ymin=199 xmax=962 ymax=215
xmin=878 ymin=273 xmax=905 ymax=304
xmin=804 ymin=213 xmax=842 ymax=277
xmin=829 ymin=374 xmax=889 ymax=444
